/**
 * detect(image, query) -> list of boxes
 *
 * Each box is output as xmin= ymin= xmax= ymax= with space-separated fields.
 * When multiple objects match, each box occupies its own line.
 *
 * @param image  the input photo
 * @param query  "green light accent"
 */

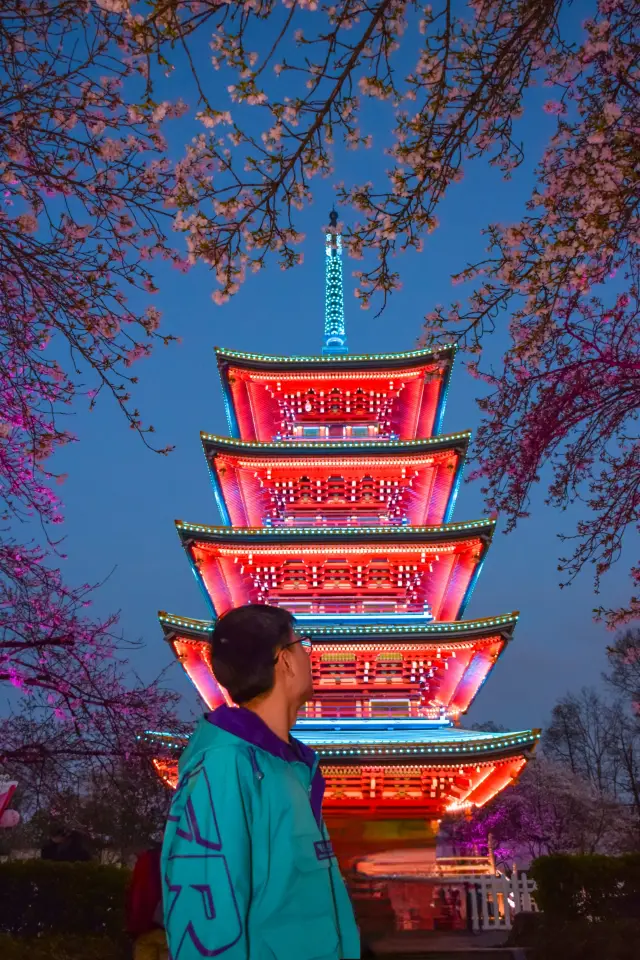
xmin=323 ymin=214 xmax=348 ymax=355
xmin=157 ymin=610 xmax=519 ymax=637
xmin=175 ymin=518 xmax=496 ymax=536
xmin=142 ymin=728 xmax=540 ymax=758
xmin=215 ymin=344 xmax=456 ymax=365
xmin=200 ymin=431 xmax=472 ymax=450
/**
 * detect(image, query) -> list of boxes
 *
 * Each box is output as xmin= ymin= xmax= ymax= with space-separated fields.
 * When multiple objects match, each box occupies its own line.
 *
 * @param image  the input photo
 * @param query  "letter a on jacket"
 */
xmin=162 ymin=706 xmax=360 ymax=960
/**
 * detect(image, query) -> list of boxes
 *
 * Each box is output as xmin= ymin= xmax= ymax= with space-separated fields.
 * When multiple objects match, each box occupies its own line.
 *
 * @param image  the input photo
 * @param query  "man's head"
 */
xmin=210 ymin=604 xmax=313 ymax=710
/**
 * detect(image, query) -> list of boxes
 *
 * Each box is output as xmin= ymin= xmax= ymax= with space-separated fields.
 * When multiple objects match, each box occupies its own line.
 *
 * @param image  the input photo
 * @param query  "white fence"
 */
xmin=468 ymin=873 xmax=538 ymax=932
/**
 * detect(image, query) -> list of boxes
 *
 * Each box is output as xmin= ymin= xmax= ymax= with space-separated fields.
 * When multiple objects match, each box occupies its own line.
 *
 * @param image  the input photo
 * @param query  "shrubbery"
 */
xmin=509 ymin=854 xmax=640 ymax=960
xmin=0 ymin=860 xmax=130 ymax=941
xmin=509 ymin=915 xmax=640 ymax=960
xmin=530 ymin=853 xmax=640 ymax=921
xmin=0 ymin=935 xmax=124 ymax=960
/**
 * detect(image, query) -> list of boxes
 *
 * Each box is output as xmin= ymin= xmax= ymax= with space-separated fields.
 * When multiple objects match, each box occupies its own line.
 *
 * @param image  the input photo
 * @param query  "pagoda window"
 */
xmin=318 ymin=651 xmax=357 ymax=685
xmin=281 ymin=560 xmax=308 ymax=587
xmin=360 ymin=476 xmax=375 ymax=501
xmin=302 ymin=426 xmax=320 ymax=438
xmin=375 ymin=651 xmax=405 ymax=681
xmin=351 ymin=425 xmax=368 ymax=438
xmin=298 ymin=476 xmax=313 ymax=501
xmin=303 ymin=389 xmax=316 ymax=415
xmin=367 ymin=560 xmax=392 ymax=586
xmin=328 ymin=388 xmax=343 ymax=414
xmin=323 ymin=559 xmax=353 ymax=587
xmin=327 ymin=475 xmax=346 ymax=500
xmin=328 ymin=424 xmax=344 ymax=438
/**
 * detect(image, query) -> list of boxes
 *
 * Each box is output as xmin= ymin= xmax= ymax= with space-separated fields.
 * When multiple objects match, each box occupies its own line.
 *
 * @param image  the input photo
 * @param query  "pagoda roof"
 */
xmin=159 ymin=611 xmax=518 ymax=644
xmin=159 ymin=609 xmax=516 ymax=719
xmin=141 ymin=724 xmax=539 ymax=765
xmin=200 ymin=431 xmax=471 ymax=456
xmin=216 ymin=344 xmax=456 ymax=442
xmin=215 ymin=343 xmax=456 ymax=372
xmin=176 ymin=517 xmax=495 ymax=545
xmin=202 ymin=432 xmax=470 ymax=528
xmin=177 ymin=518 xmax=494 ymax=622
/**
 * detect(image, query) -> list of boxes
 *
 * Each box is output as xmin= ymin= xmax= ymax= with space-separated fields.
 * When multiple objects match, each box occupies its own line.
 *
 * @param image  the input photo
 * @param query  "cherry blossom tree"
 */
xmin=423 ymin=2 xmax=639 ymax=625
xmin=1 ymin=2 xmax=185 ymax=776
xmin=119 ymin=0 xmax=636 ymax=623
xmin=443 ymin=756 xmax=633 ymax=870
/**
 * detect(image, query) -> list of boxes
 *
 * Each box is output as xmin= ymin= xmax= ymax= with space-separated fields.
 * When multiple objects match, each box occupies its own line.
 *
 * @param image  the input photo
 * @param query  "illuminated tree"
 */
xmin=1 ymin=1 xmax=183 ymax=775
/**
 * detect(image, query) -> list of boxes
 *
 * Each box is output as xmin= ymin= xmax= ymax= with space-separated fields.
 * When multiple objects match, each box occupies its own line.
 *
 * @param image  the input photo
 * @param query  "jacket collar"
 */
xmin=206 ymin=704 xmax=317 ymax=770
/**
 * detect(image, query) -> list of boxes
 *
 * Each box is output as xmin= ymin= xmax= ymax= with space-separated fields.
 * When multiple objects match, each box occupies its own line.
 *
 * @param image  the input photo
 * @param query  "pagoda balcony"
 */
xmin=176 ymin=520 xmax=494 ymax=623
xmin=202 ymin=434 xmax=469 ymax=528
xmin=158 ymin=612 xmax=515 ymax=721
xmin=216 ymin=345 xmax=455 ymax=442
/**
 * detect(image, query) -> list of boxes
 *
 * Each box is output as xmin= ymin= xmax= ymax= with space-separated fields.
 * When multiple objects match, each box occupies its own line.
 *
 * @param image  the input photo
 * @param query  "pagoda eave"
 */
xmin=146 ymin=726 xmax=539 ymax=815
xmin=176 ymin=518 xmax=495 ymax=544
xmin=215 ymin=344 xmax=456 ymax=372
xmin=158 ymin=611 xmax=517 ymax=720
xmin=158 ymin=611 xmax=519 ymax=643
xmin=200 ymin=432 xmax=471 ymax=457
xmin=176 ymin=522 xmax=494 ymax=622
xmin=202 ymin=433 xmax=470 ymax=528
xmin=216 ymin=344 xmax=456 ymax=442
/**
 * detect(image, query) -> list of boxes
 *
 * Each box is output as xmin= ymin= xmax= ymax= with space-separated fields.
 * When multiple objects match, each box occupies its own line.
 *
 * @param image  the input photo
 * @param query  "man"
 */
xmin=162 ymin=604 xmax=360 ymax=960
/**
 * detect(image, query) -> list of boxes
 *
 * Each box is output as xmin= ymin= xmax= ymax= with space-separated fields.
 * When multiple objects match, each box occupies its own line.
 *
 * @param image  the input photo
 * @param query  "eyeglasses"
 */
xmin=274 ymin=635 xmax=312 ymax=663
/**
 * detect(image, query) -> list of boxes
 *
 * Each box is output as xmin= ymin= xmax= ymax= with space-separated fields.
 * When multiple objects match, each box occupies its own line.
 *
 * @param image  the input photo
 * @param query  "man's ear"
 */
xmin=280 ymin=647 xmax=296 ymax=677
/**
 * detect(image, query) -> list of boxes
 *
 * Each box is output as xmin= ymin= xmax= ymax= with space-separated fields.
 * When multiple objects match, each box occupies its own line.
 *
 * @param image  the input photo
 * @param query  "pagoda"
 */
xmin=151 ymin=211 xmax=538 ymax=860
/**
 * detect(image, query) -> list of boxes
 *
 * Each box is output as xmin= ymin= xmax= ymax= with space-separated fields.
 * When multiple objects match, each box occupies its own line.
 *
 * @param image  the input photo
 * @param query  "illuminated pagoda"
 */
xmin=152 ymin=211 xmax=538 ymax=858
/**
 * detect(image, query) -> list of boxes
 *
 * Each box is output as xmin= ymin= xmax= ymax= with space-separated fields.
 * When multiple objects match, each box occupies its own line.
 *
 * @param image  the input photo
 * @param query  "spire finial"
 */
xmin=322 ymin=209 xmax=348 ymax=355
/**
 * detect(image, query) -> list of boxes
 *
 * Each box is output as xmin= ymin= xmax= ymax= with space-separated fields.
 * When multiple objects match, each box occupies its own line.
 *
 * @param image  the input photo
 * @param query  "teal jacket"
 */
xmin=162 ymin=706 xmax=360 ymax=960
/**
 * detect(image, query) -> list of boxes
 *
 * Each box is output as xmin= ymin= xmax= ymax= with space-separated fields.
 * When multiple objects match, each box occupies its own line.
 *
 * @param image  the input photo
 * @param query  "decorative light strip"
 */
xmin=157 ymin=612 xmax=519 ymax=634
xmin=169 ymin=637 xmax=500 ymax=655
xmin=230 ymin=456 xmax=448 ymax=470
xmin=225 ymin=368 xmax=443 ymax=383
xmin=188 ymin=543 xmax=475 ymax=559
xmin=295 ymin=612 xmax=436 ymax=621
xmin=216 ymin=344 xmax=457 ymax=364
xmin=294 ymin=718 xmax=449 ymax=730
xmin=139 ymin=730 xmax=540 ymax=757
xmin=201 ymin=431 xmax=471 ymax=449
xmin=177 ymin=519 xmax=495 ymax=537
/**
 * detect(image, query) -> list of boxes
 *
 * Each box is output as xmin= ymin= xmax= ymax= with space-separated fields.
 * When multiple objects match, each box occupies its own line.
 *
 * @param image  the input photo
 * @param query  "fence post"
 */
xmin=520 ymin=873 xmax=530 ymax=913
xmin=480 ymin=878 xmax=491 ymax=930
xmin=511 ymin=872 xmax=521 ymax=916
xmin=469 ymin=880 xmax=480 ymax=933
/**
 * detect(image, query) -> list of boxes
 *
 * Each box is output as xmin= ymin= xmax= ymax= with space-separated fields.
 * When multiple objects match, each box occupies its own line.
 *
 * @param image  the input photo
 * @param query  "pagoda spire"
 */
xmin=322 ymin=208 xmax=349 ymax=355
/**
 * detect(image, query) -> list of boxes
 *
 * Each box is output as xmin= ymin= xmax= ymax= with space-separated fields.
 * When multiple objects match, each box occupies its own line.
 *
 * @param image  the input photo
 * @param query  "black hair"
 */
xmin=210 ymin=604 xmax=295 ymax=704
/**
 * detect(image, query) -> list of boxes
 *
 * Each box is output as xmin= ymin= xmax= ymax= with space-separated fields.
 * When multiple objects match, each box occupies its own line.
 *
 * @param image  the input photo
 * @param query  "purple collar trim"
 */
xmin=205 ymin=705 xmax=324 ymax=827
xmin=205 ymin=705 xmax=316 ymax=769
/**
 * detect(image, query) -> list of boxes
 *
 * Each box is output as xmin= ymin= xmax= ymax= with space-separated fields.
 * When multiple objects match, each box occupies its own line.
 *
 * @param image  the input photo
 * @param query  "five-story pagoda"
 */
xmin=152 ymin=212 xmax=538 ymax=861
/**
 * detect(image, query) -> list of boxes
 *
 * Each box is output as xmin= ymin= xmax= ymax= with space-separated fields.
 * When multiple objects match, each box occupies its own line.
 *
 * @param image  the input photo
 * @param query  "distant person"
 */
xmin=127 ymin=839 xmax=167 ymax=960
xmin=58 ymin=829 xmax=91 ymax=862
xmin=41 ymin=824 xmax=66 ymax=861
xmin=162 ymin=604 xmax=360 ymax=960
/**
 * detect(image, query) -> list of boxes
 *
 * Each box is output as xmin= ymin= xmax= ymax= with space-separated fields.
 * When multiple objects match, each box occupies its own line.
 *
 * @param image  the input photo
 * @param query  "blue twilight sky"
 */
xmin=41 ymin=6 xmax=635 ymax=732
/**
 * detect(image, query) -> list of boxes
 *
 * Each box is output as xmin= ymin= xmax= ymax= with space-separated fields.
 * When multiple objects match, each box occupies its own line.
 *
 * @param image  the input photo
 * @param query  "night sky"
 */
xmin=46 ymin=11 xmax=635 ymax=734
